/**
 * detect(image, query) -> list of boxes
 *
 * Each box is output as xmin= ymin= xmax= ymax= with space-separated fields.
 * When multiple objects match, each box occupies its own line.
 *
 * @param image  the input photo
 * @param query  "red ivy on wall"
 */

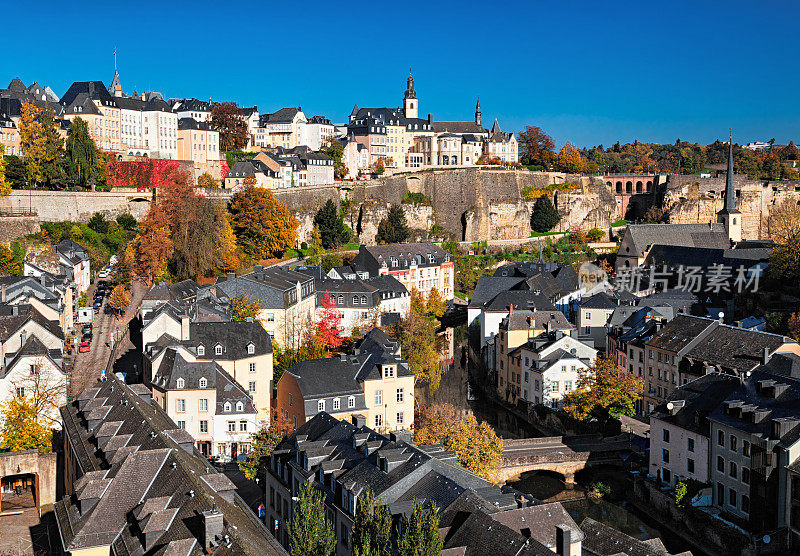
xmin=107 ymin=158 xmax=181 ymax=191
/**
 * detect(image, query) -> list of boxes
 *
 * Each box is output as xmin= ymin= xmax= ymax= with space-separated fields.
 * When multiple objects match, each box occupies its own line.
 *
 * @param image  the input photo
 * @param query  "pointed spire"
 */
xmin=725 ymin=129 xmax=735 ymax=212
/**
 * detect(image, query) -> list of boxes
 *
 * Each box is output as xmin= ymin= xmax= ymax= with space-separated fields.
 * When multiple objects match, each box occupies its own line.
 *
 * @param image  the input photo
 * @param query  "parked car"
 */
xmin=79 ymin=341 xmax=90 ymax=353
xmin=98 ymin=270 xmax=109 ymax=280
xmin=82 ymin=324 xmax=92 ymax=334
xmin=82 ymin=332 xmax=92 ymax=343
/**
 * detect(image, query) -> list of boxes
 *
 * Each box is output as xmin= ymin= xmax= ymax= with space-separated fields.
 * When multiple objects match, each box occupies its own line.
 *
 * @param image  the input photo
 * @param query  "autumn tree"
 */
xmin=376 ymin=205 xmax=409 ymax=244
xmin=0 ymin=145 xmax=10 ymax=197
xmin=789 ymin=313 xmax=800 ymax=342
xmin=19 ymin=100 xmax=45 ymax=184
xmin=229 ymin=185 xmax=299 ymax=259
xmin=311 ymin=291 xmax=344 ymax=352
xmin=209 ymin=102 xmax=249 ymax=152
xmin=767 ymin=200 xmax=800 ymax=245
xmin=0 ymin=244 xmax=23 ymax=275
xmin=108 ymin=284 xmax=132 ymax=316
xmin=414 ymin=403 xmax=502 ymax=481
xmin=314 ymin=199 xmax=350 ymax=249
xmin=39 ymin=105 xmax=64 ymax=185
xmin=288 ymin=482 xmax=336 ymax=556
xmin=132 ymin=200 xmax=174 ymax=283
xmin=518 ymin=125 xmax=555 ymax=167
xmin=395 ymin=288 xmax=445 ymax=389
xmin=173 ymin=197 xmax=238 ymax=279
xmin=229 ymin=293 xmax=261 ymax=322
xmin=563 ymin=355 xmax=643 ymax=421
xmin=351 ymin=488 xmax=392 ymax=556
xmin=374 ymin=157 xmax=385 ymax=175
xmin=0 ymin=396 xmax=52 ymax=453
xmin=530 ymin=195 xmax=560 ymax=233
xmin=65 ymin=117 xmax=98 ymax=188
xmin=238 ymin=410 xmax=292 ymax=480
xmin=555 ymin=141 xmax=583 ymax=173
xmin=197 ymin=172 xmax=218 ymax=188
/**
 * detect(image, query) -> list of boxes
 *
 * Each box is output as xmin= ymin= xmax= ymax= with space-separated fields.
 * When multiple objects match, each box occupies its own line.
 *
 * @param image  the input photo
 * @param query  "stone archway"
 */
xmin=0 ymin=450 xmax=56 ymax=516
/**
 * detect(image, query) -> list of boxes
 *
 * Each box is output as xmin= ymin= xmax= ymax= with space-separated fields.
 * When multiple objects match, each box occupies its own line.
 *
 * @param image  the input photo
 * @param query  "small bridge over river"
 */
xmin=499 ymin=435 xmax=634 ymax=483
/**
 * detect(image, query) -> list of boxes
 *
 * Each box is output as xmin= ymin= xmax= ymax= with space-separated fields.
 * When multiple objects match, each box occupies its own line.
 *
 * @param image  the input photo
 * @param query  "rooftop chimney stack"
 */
xmin=202 ymin=507 xmax=224 ymax=552
xmin=556 ymin=525 xmax=574 ymax=556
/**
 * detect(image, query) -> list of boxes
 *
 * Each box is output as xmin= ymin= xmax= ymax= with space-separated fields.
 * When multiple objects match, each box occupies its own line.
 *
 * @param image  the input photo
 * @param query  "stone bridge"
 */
xmin=498 ymin=435 xmax=633 ymax=484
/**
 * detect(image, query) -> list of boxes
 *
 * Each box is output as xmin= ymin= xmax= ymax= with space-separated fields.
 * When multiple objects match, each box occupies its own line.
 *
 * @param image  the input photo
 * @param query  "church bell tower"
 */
xmin=403 ymin=71 xmax=418 ymax=119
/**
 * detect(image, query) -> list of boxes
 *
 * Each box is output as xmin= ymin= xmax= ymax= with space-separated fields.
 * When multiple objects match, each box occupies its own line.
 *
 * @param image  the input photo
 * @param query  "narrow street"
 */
xmin=70 ymin=279 xmax=147 ymax=395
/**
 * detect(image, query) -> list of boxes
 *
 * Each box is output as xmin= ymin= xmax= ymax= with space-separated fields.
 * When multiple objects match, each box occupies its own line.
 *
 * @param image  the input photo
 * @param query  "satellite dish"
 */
xmin=763 ymin=535 xmax=771 ymax=544
xmin=666 ymin=402 xmax=674 ymax=410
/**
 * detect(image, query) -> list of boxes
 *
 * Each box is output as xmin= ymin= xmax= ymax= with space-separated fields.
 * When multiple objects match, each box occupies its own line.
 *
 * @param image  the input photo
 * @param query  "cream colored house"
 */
xmin=275 ymin=329 xmax=414 ymax=432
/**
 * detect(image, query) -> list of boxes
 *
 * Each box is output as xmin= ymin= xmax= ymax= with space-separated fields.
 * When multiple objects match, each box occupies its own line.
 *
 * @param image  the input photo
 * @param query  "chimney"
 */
xmin=11 ymin=304 xmax=18 ymax=316
xmin=1 ymin=284 xmax=5 ymax=302
xmin=254 ymin=264 xmax=264 ymax=273
xmin=762 ymin=347 xmax=771 ymax=365
xmin=351 ymin=414 xmax=366 ymax=428
xmin=20 ymin=331 xmax=27 ymax=345
xmin=180 ymin=316 xmax=190 ymax=341
xmin=226 ymin=272 xmax=236 ymax=280
xmin=556 ymin=525 xmax=574 ymax=556
xmin=202 ymin=507 xmax=225 ymax=552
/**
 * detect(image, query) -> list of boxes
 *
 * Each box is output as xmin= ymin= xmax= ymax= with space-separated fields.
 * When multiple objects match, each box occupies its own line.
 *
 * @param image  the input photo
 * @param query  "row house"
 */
xmin=60 ymin=80 xmax=121 ymax=151
xmin=171 ymin=97 xmax=212 ymax=122
xmin=302 ymin=115 xmax=335 ymax=151
xmin=314 ymin=278 xmax=380 ymax=337
xmin=3 ymin=272 xmax=74 ymax=334
xmin=349 ymin=242 xmax=454 ymax=301
xmin=275 ymin=328 xmax=414 ymax=433
xmin=0 ymin=78 xmax=62 ymax=156
xmin=150 ymin=348 xmax=259 ymax=460
xmin=177 ymin=117 xmax=221 ymax=174
xmin=339 ymin=134 xmax=370 ymax=177
xmin=254 ymin=107 xmax=307 ymax=149
xmin=112 ymin=92 xmax=178 ymax=159
xmin=214 ymin=266 xmax=316 ymax=350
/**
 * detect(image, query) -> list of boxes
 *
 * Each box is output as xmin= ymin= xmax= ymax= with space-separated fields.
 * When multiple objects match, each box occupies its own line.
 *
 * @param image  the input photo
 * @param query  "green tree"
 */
xmin=39 ymin=105 xmax=64 ymax=186
xmin=376 ymin=205 xmax=409 ymax=244
xmin=352 ymin=489 xmax=392 ymax=556
xmin=197 ymin=172 xmax=218 ymax=188
xmin=65 ymin=117 xmax=98 ymax=188
xmin=323 ymin=139 xmax=347 ymax=179
xmin=0 ymin=395 xmax=52 ymax=453
xmin=530 ymin=195 xmax=560 ymax=233
xmin=116 ymin=213 xmax=138 ymax=231
xmin=88 ymin=212 xmax=109 ymax=234
xmin=563 ymin=355 xmax=643 ymax=421
xmin=397 ymin=500 xmax=442 ymax=556
xmin=314 ymin=199 xmax=349 ymax=249
xmin=0 ymin=244 xmax=23 ymax=275
xmin=288 ymin=482 xmax=336 ymax=556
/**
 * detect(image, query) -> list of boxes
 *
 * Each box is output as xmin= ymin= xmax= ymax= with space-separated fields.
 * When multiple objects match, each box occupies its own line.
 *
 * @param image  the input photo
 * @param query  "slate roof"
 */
xmin=350 ymin=243 xmax=451 ymax=276
xmin=645 ymin=315 xmax=716 ymax=353
xmin=432 ymin=121 xmax=487 ymax=135
xmin=60 ymin=81 xmax=116 ymax=109
xmin=644 ymin=244 xmax=771 ymax=269
xmin=143 ymin=280 xmax=201 ymax=303
xmin=56 ymin=373 xmax=284 ymax=555
xmin=684 ymin=323 xmax=794 ymax=375
xmin=468 ymin=276 xmax=527 ymax=309
xmin=2 ymin=334 xmax=64 ymax=379
xmin=482 ymin=290 xmax=557 ymax=313
xmin=178 ymin=117 xmax=213 ymax=131
xmin=650 ymin=372 xmax=741 ymax=436
xmin=184 ymin=321 xmax=272 ymax=359
xmin=501 ymin=310 xmax=573 ymax=332
xmin=215 ymin=268 xmax=314 ymax=310
xmin=315 ymin=278 xmax=380 ymax=308
xmin=580 ymin=517 xmax=680 ymax=556
xmin=489 ymin=502 xmax=584 ymax=551
xmin=261 ymin=107 xmax=302 ymax=124
xmin=0 ymin=303 xmax=64 ymax=343
xmin=624 ymin=223 xmax=730 ymax=257
xmin=580 ymin=292 xmax=618 ymax=310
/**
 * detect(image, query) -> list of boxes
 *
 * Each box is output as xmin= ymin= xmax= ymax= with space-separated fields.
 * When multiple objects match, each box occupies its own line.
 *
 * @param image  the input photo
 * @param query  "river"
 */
xmin=416 ymin=324 xmax=700 ymax=555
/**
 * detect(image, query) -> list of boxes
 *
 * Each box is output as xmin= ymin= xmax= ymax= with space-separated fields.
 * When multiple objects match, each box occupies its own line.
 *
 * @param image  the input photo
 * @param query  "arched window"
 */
xmin=247 ymin=343 xmax=255 ymax=355
xmin=616 ymin=181 xmax=622 ymax=193
xmin=199 ymin=377 xmax=207 ymax=388
xmin=176 ymin=378 xmax=184 ymax=389
xmin=646 ymin=181 xmax=652 ymax=191
xmin=636 ymin=181 xmax=643 ymax=193
xmin=625 ymin=181 xmax=632 ymax=193
xmin=224 ymin=402 xmax=231 ymax=412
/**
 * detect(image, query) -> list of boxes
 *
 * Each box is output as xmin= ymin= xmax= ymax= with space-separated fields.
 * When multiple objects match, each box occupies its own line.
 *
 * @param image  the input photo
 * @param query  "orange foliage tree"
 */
xmin=229 ymin=184 xmax=298 ymax=259
xmin=311 ymin=291 xmax=343 ymax=353
xmin=556 ymin=142 xmax=583 ymax=173
xmin=563 ymin=355 xmax=643 ymax=421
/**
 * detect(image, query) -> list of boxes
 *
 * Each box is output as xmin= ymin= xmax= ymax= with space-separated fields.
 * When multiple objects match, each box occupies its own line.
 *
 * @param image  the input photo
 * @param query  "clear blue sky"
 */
xmin=2 ymin=0 xmax=798 ymax=148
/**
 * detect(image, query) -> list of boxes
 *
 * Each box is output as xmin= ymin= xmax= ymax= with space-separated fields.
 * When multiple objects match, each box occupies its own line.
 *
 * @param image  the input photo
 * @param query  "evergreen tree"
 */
xmin=314 ymin=199 xmax=349 ymax=249
xmin=288 ymin=482 xmax=336 ymax=556
xmin=40 ymin=105 xmax=64 ymax=186
xmin=530 ymin=195 xmax=560 ymax=233
xmin=352 ymin=489 xmax=392 ymax=556
xmin=397 ymin=501 xmax=442 ymax=556
xmin=376 ymin=205 xmax=409 ymax=244
xmin=65 ymin=117 xmax=97 ymax=188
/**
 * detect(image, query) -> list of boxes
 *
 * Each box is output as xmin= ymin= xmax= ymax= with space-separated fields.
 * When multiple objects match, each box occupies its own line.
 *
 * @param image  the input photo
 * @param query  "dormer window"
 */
xmin=176 ymin=378 xmax=185 ymax=389
xmin=224 ymin=402 xmax=231 ymax=412
xmin=215 ymin=345 xmax=223 ymax=356
xmin=383 ymin=365 xmax=395 ymax=378
xmin=199 ymin=377 xmax=207 ymax=388
xmin=236 ymin=401 xmax=244 ymax=412
xmin=247 ymin=343 xmax=255 ymax=355
xmin=318 ymin=400 xmax=325 ymax=412
xmin=348 ymin=396 xmax=355 ymax=408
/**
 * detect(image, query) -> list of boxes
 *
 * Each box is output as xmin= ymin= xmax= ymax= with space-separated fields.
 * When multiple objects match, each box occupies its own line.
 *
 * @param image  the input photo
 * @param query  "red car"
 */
xmin=79 ymin=341 xmax=91 ymax=353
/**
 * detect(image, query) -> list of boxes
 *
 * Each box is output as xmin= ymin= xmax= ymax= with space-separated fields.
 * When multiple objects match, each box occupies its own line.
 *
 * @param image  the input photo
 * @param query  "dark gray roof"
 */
xmin=646 ymin=315 xmax=716 ymax=353
xmin=262 ymin=107 xmax=302 ymax=124
xmin=580 ymin=292 xmax=618 ymax=310
xmin=624 ymin=223 xmax=730 ymax=257
xmin=316 ymin=279 xmax=379 ymax=308
xmin=651 ymin=372 xmax=741 ymax=436
xmin=580 ymin=517 xmax=676 ymax=556
xmin=215 ymin=268 xmax=314 ymax=310
xmin=645 ymin=244 xmax=770 ymax=269
xmin=56 ymin=373 xmax=284 ymax=555
xmin=482 ymin=290 xmax=556 ymax=313
xmin=468 ymin=276 xmax=527 ymax=309
xmin=501 ymin=310 xmax=573 ymax=332
xmin=432 ymin=121 xmax=487 ymax=135
xmin=351 ymin=243 xmax=451 ymax=276
xmin=684 ymin=324 xmax=793 ymax=375
xmin=185 ymin=321 xmax=272 ymax=359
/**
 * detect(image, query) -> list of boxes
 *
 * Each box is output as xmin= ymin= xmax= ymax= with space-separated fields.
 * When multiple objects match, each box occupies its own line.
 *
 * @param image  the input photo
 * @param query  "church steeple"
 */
xmin=403 ymin=70 xmax=418 ymax=119
xmin=475 ymin=97 xmax=481 ymax=126
xmin=717 ymin=130 xmax=741 ymax=242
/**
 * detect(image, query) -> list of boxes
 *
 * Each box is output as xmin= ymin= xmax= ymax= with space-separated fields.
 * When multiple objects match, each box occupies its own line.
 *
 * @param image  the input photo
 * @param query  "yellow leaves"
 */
xmin=0 ymin=396 xmax=52 ymax=453
xmin=109 ymin=284 xmax=132 ymax=312
xmin=556 ymin=142 xmax=583 ymax=174
xmin=399 ymin=288 xmax=446 ymax=390
xmin=0 ymin=145 xmax=9 ymax=197
xmin=415 ymin=404 xmax=502 ymax=482
xmin=563 ymin=355 xmax=643 ymax=420
xmin=20 ymin=100 xmax=45 ymax=184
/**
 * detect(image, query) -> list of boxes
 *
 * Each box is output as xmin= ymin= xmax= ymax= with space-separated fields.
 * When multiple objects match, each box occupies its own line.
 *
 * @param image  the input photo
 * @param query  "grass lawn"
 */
xmin=610 ymin=219 xmax=629 ymax=227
